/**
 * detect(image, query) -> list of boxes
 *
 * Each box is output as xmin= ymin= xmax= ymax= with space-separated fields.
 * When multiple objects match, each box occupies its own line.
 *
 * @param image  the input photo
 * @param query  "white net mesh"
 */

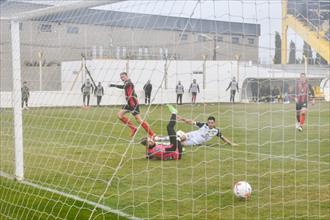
xmin=1 ymin=0 xmax=329 ymax=220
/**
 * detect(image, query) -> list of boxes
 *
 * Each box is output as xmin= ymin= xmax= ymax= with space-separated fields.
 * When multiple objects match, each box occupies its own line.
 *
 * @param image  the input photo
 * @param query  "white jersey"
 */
xmin=184 ymin=122 xmax=222 ymax=146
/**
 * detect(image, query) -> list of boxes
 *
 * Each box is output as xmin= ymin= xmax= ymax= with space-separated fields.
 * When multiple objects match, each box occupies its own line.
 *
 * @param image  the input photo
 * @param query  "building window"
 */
xmin=138 ymin=48 xmax=143 ymax=58
xmin=144 ymin=47 xmax=149 ymax=56
xmin=198 ymin=35 xmax=207 ymax=42
xmin=67 ymin=26 xmax=79 ymax=34
xmin=232 ymin=37 xmax=239 ymax=44
xmin=179 ymin=33 xmax=188 ymax=40
xmin=216 ymin=36 xmax=223 ymax=42
xmin=248 ymin=38 xmax=255 ymax=44
xmin=160 ymin=48 xmax=163 ymax=59
xmin=116 ymin=47 xmax=120 ymax=59
xmin=92 ymin=46 xmax=97 ymax=59
xmin=39 ymin=24 xmax=52 ymax=32
xmin=99 ymin=46 xmax=104 ymax=58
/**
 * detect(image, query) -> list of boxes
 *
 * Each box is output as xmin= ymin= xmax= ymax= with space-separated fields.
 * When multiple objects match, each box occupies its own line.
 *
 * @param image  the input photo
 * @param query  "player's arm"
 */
xmin=81 ymin=84 xmax=85 ymax=93
xmin=109 ymin=84 xmax=124 ymax=89
xmin=220 ymin=135 xmax=238 ymax=146
xmin=176 ymin=115 xmax=196 ymax=126
xmin=218 ymin=130 xmax=238 ymax=146
xmin=226 ymin=82 xmax=231 ymax=91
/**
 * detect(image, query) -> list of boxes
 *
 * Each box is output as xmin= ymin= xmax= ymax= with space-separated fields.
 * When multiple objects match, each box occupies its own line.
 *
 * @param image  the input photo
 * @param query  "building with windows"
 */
xmin=0 ymin=1 xmax=260 ymax=91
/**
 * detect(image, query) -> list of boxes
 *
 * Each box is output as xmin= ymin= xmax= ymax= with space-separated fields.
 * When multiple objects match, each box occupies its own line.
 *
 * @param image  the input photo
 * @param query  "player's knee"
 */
xmin=117 ymin=112 xmax=123 ymax=119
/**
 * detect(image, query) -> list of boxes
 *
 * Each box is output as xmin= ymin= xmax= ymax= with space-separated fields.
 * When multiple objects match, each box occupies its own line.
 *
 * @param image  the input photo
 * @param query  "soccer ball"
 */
xmin=233 ymin=181 xmax=252 ymax=199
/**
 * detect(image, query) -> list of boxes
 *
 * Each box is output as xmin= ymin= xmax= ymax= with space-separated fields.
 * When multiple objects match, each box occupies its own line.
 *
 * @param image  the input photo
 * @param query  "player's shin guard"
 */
xmin=141 ymin=121 xmax=155 ymax=137
xmin=300 ymin=113 xmax=305 ymax=126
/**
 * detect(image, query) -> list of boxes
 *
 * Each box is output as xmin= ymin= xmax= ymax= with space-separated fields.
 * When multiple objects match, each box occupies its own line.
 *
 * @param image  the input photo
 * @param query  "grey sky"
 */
xmin=17 ymin=0 xmax=305 ymax=63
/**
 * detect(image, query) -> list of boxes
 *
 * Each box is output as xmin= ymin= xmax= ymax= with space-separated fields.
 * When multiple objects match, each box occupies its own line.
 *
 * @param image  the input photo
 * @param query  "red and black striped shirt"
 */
xmin=111 ymin=79 xmax=139 ymax=107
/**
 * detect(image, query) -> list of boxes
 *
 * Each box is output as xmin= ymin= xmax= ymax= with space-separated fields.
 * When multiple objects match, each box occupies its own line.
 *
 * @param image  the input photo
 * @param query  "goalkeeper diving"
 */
xmin=140 ymin=105 xmax=183 ymax=160
xmin=154 ymin=105 xmax=238 ymax=147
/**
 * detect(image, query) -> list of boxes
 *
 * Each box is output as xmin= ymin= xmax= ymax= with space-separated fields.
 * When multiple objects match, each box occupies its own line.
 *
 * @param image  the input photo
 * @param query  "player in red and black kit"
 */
xmin=109 ymin=72 xmax=155 ymax=137
xmin=295 ymin=73 xmax=315 ymax=132
xmin=140 ymin=106 xmax=183 ymax=160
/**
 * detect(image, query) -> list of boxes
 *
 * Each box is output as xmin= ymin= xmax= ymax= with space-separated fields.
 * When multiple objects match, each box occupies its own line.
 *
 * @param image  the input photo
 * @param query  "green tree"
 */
xmin=273 ymin=32 xmax=281 ymax=64
xmin=288 ymin=41 xmax=296 ymax=64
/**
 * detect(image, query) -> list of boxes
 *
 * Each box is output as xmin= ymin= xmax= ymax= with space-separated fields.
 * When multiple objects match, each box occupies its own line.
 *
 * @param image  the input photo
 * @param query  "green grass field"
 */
xmin=1 ymin=103 xmax=329 ymax=220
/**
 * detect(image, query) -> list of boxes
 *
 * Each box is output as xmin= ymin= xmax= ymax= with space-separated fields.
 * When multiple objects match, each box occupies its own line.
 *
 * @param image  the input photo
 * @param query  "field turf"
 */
xmin=1 ymin=102 xmax=329 ymax=219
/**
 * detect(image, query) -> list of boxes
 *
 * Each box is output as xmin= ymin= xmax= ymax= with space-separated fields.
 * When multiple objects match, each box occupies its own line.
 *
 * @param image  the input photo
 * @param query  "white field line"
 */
xmin=0 ymin=171 xmax=143 ymax=220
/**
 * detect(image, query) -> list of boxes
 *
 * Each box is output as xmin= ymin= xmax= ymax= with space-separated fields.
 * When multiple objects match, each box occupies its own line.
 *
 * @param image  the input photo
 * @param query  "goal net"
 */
xmin=1 ymin=0 xmax=329 ymax=219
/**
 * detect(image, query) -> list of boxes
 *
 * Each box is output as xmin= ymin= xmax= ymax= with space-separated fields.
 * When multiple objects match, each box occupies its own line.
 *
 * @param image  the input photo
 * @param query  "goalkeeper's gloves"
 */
xmin=109 ymin=84 xmax=115 ymax=87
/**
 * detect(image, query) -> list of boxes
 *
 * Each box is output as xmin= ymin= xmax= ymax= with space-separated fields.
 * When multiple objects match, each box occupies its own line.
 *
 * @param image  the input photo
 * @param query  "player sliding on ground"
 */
xmin=140 ymin=106 xmax=183 ymax=160
xmin=295 ymin=72 xmax=315 ymax=132
xmin=109 ymin=72 xmax=155 ymax=137
xmin=155 ymin=105 xmax=238 ymax=147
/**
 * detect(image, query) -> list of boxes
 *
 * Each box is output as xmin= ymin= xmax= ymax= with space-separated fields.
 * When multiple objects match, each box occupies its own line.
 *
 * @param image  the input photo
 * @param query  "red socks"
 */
xmin=300 ymin=114 xmax=305 ymax=126
xmin=120 ymin=116 xmax=137 ymax=131
xmin=141 ymin=121 xmax=155 ymax=137
xmin=120 ymin=116 xmax=154 ymax=137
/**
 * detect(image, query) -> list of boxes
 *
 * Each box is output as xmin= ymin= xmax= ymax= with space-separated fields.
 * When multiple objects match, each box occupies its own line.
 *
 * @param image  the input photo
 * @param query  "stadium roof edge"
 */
xmin=33 ymin=8 xmax=261 ymax=36
xmin=2 ymin=0 xmax=124 ymax=21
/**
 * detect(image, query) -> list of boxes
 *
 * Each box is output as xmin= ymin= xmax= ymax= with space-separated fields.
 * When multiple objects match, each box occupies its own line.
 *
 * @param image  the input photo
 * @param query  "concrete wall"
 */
xmin=1 ymin=60 xmax=328 ymax=108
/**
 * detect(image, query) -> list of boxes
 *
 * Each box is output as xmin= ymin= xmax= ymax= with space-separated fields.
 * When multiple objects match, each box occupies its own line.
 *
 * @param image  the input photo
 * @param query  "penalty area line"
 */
xmin=0 ymin=171 xmax=143 ymax=220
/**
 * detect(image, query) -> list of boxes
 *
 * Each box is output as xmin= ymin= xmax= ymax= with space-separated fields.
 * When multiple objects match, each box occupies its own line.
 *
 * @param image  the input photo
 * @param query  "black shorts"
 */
xmin=192 ymin=92 xmax=197 ymax=97
xmin=296 ymin=102 xmax=307 ymax=111
xmin=122 ymin=104 xmax=140 ymax=116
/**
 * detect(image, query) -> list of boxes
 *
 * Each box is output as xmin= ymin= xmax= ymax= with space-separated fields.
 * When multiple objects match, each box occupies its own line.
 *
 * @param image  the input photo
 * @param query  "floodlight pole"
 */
xmin=202 ymin=54 xmax=207 ymax=89
xmin=235 ymin=54 xmax=241 ymax=102
xmin=38 ymin=51 xmax=43 ymax=91
xmin=11 ymin=20 xmax=24 ymax=181
xmin=126 ymin=55 xmax=130 ymax=74
xmin=235 ymin=54 xmax=241 ymax=83
xmin=82 ymin=55 xmax=86 ymax=83
xmin=213 ymin=36 xmax=217 ymax=60
xmin=164 ymin=57 xmax=168 ymax=89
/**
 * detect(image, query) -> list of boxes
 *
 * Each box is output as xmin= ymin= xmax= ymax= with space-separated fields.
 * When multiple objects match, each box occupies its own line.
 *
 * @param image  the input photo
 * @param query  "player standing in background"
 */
xmin=176 ymin=81 xmax=184 ymax=105
xmin=140 ymin=105 xmax=183 ymax=160
xmin=226 ymin=77 xmax=239 ymax=103
xmin=21 ymin=81 xmax=30 ymax=109
xmin=109 ymin=72 xmax=155 ymax=137
xmin=95 ymin=82 xmax=104 ymax=107
xmin=81 ymin=78 xmax=94 ymax=108
xmin=188 ymin=79 xmax=200 ymax=104
xmin=143 ymin=80 xmax=152 ymax=105
xmin=295 ymin=72 xmax=315 ymax=132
